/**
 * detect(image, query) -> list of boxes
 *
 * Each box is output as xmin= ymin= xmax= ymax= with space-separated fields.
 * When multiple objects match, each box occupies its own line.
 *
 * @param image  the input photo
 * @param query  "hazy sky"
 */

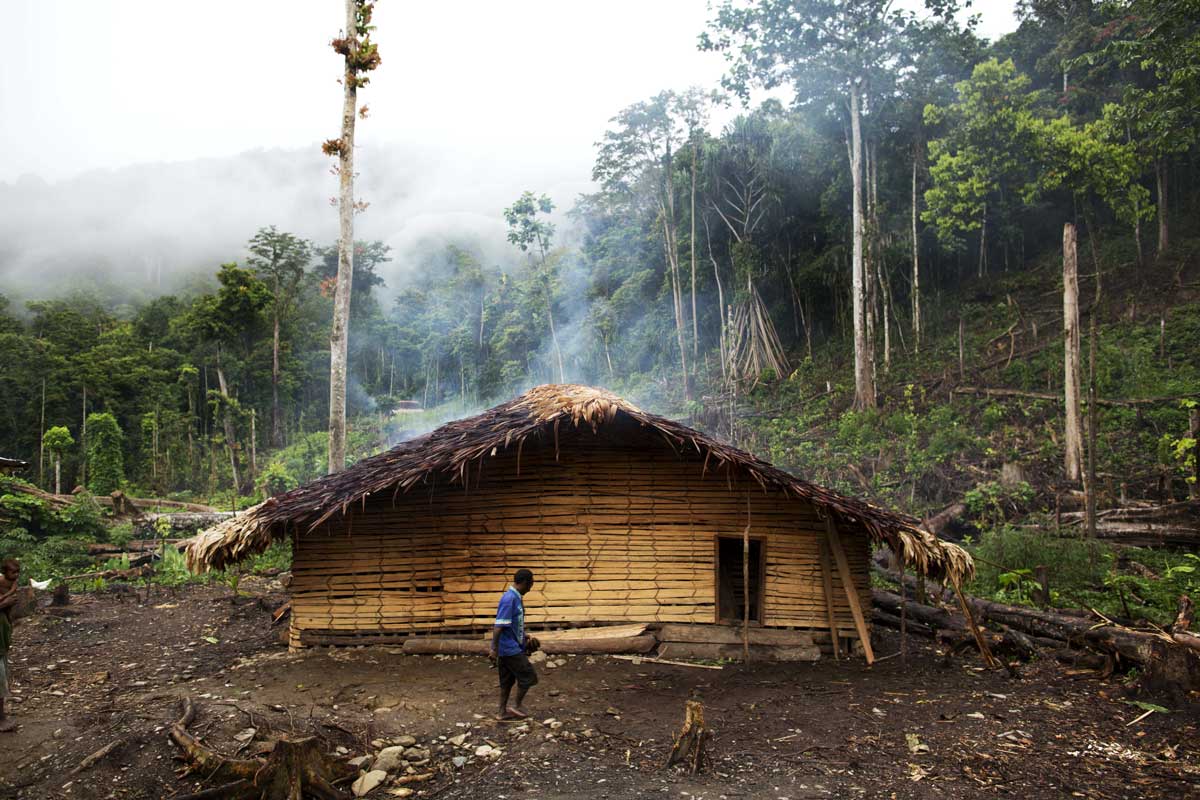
xmin=0 ymin=1 xmax=1019 ymax=184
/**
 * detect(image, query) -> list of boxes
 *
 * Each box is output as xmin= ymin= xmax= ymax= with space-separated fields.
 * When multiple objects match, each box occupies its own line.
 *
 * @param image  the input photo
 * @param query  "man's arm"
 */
xmin=489 ymin=626 xmax=504 ymax=660
xmin=490 ymin=593 xmax=513 ymax=659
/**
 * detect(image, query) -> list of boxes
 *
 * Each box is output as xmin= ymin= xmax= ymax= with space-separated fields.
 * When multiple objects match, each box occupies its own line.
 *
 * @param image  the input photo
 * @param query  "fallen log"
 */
xmin=63 ymin=565 xmax=154 ymax=583
xmin=1060 ymin=500 xmax=1200 ymax=547
xmin=952 ymin=385 xmax=1199 ymax=408
xmin=134 ymin=512 xmax=235 ymax=538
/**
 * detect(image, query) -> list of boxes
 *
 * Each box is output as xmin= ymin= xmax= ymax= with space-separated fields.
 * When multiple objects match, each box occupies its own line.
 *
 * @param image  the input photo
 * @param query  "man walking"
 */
xmin=488 ymin=568 xmax=539 ymax=720
xmin=0 ymin=558 xmax=21 ymax=732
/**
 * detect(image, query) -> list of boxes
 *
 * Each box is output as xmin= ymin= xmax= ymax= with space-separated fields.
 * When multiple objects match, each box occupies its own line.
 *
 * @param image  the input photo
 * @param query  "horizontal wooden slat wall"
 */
xmin=290 ymin=420 xmax=872 ymax=644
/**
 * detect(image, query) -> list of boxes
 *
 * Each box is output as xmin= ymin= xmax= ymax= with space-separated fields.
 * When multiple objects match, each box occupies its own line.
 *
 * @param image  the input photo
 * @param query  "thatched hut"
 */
xmin=0 ymin=457 xmax=27 ymax=475
xmin=189 ymin=385 xmax=971 ymax=660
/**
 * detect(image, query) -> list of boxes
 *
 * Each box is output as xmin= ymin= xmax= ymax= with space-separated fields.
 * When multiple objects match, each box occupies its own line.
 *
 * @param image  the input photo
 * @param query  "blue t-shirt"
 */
xmin=494 ymin=586 xmax=525 ymax=657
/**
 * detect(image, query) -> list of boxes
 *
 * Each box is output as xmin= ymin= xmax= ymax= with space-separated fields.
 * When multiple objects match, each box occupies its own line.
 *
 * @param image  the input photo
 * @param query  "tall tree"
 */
xmin=505 ymin=192 xmax=565 ymax=383
xmin=594 ymin=93 xmax=693 ymax=400
xmin=324 ymin=0 xmax=381 ymax=474
xmin=704 ymin=0 xmax=914 ymax=410
xmin=246 ymin=226 xmax=312 ymax=449
xmin=43 ymin=426 xmax=73 ymax=495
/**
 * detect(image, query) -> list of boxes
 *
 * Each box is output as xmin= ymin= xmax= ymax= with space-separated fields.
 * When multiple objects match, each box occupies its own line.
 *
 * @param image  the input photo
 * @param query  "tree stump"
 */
xmin=666 ymin=699 xmax=708 ymax=774
xmin=170 ymin=697 xmax=356 ymax=799
xmin=1136 ymin=595 xmax=1200 ymax=705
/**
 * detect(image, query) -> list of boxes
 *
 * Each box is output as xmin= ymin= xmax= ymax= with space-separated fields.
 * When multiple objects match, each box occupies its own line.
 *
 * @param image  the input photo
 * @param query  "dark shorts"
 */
xmin=497 ymin=653 xmax=538 ymax=690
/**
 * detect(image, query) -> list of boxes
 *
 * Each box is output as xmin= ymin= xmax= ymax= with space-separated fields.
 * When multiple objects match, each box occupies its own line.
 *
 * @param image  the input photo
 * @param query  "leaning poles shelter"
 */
xmin=188 ymin=385 xmax=972 ymax=659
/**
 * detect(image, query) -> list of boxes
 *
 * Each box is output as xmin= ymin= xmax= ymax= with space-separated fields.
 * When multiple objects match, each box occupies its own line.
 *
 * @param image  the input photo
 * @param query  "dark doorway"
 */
xmin=716 ymin=536 xmax=764 ymax=623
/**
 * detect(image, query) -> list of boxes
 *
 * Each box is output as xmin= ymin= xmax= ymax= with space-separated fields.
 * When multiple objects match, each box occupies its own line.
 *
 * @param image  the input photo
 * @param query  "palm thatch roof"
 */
xmin=187 ymin=384 xmax=973 ymax=583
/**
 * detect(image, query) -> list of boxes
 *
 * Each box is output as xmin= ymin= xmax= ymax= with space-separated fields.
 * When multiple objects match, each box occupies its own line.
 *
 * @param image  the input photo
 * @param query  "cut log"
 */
xmin=657 ymin=641 xmax=821 ymax=662
xmin=401 ymin=635 xmax=657 ymax=656
xmin=63 ymin=565 xmax=154 ymax=583
xmin=657 ymin=623 xmax=815 ymax=647
xmin=134 ymin=512 xmax=235 ymax=539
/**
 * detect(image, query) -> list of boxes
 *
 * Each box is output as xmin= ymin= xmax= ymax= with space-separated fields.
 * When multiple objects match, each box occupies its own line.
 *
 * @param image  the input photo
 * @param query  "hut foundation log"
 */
xmin=170 ymin=697 xmax=354 ymax=800
xmin=666 ymin=699 xmax=707 ymax=775
xmin=402 ymin=635 xmax=658 ymax=656
xmin=658 ymin=641 xmax=820 ymax=662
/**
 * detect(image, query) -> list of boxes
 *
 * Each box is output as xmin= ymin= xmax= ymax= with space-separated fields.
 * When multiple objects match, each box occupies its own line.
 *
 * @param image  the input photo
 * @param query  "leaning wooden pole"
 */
xmin=824 ymin=515 xmax=875 ymax=664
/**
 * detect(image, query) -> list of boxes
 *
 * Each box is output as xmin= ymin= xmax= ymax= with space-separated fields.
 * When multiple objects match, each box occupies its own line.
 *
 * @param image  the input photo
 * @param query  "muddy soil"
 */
xmin=0 ymin=583 xmax=1197 ymax=799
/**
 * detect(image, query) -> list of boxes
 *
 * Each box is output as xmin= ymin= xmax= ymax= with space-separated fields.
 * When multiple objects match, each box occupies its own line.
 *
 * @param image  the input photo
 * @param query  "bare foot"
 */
xmin=507 ymin=706 xmax=529 ymax=719
xmin=498 ymin=710 xmax=524 ymax=721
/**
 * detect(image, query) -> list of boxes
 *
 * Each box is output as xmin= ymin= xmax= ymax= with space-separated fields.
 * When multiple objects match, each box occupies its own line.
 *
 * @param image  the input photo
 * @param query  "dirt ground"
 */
xmin=0 ymin=582 xmax=1197 ymax=800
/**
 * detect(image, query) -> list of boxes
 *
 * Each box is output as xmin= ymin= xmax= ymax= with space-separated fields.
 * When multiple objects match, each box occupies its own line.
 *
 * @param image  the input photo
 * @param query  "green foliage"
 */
xmin=85 ymin=412 xmax=125 ymax=495
xmin=963 ymin=481 xmax=1034 ymax=528
xmin=43 ymin=425 xmax=74 ymax=455
xmin=257 ymin=461 xmax=298 ymax=497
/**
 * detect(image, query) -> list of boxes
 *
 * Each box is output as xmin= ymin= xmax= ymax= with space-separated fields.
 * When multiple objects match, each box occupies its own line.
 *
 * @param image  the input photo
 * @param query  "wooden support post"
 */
xmin=742 ymin=496 xmax=750 ymax=663
xmin=824 ymin=516 xmax=874 ymax=664
xmin=951 ymin=577 xmax=1000 ymax=669
xmin=818 ymin=537 xmax=842 ymax=659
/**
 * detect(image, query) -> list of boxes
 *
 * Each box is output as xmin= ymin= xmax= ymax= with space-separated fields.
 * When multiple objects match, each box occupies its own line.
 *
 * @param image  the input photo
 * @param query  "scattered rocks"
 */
xmin=448 ymin=733 xmax=468 ymax=746
xmin=348 ymin=755 xmax=372 ymax=768
xmin=373 ymin=746 xmax=406 ymax=773
xmin=402 ymin=746 xmax=430 ymax=761
xmin=474 ymin=744 xmax=494 ymax=758
xmin=452 ymin=755 xmax=467 ymax=768
xmin=352 ymin=769 xmax=387 ymax=797
xmin=394 ymin=735 xmax=418 ymax=747
xmin=529 ymin=650 xmax=548 ymax=664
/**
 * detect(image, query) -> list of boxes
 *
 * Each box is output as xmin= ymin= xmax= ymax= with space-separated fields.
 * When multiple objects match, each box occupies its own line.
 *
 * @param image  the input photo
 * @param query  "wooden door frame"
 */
xmin=712 ymin=534 xmax=768 ymax=624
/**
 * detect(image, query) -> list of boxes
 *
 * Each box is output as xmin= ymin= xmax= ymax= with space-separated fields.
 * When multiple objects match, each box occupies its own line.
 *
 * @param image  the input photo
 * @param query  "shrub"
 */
xmin=85 ymin=412 xmax=125 ymax=495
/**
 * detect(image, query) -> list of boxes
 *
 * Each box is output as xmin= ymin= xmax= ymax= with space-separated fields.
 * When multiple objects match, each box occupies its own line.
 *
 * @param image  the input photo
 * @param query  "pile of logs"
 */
xmin=872 ymin=574 xmax=1200 ymax=701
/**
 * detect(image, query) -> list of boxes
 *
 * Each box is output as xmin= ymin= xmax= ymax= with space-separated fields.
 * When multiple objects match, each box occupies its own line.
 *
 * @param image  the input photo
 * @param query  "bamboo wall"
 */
xmin=289 ymin=421 xmax=871 ymax=645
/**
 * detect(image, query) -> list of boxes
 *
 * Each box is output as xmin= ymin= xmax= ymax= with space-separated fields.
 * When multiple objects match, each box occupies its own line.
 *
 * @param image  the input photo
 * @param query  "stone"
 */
xmin=352 ymin=770 xmax=387 ymax=797
xmin=452 ymin=755 xmax=467 ymax=768
xmin=394 ymin=735 xmax=418 ymax=747
xmin=348 ymin=755 xmax=371 ymax=768
xmin=373 ymin=746 xmax=406 ymax=773
xmin=388 ymin=790 xmax=414 ymax=798
xmin=448 ymin=733 xmax=468 ymax=747
xmin=402 ymin=747 xmax=429 ymax=761
xmin=529 ymin=650 xmax=547 ymax=664
xmin=545 ymin=660 xmax=559 ymax=669
xmin=474 ymin=744 xmax=493 ymax=758
xmin=549 ymin=720 xmax=563 ymax=730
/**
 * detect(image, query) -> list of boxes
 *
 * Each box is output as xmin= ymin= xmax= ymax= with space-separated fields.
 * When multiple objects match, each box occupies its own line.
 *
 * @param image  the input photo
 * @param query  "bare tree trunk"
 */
xmin=662 ymin=187 xmax=691 ymax=400
xmin=271 ymin=312 xmax=283 ymax=448
xmin=1086 ymin=315 xmax=1098 ymax=537
xmin=1063 ymin=223 xmax=1084 ymax=483
xmin=1156 ymin=158 xmax=1169 ymax=256
xmin=1190 ymin=407 xmax=1200 ymax=501
xmin=848 ymin=83 xmax=875 ymax=410
xmin=37 ymin=378 xmax=45 ymax=489
xmin=705 ymin=218 xmax=728 ymax=381
xmin=977 ymin=201 xmax=987 ymax=278
xmin=215 ymin=359 xmax=242 ymax=494
xmin=80 ymin=385 xmax=87 ymax=488
xmin=54 ymin=455 xmax=61 ymax=495
xmin=911 ymin=155 xmax=921 ymax=354
xmin=328 ymin=0 xmax=358 ymax=475
xmin=690 ymin=140 xmax=699 ymax=360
